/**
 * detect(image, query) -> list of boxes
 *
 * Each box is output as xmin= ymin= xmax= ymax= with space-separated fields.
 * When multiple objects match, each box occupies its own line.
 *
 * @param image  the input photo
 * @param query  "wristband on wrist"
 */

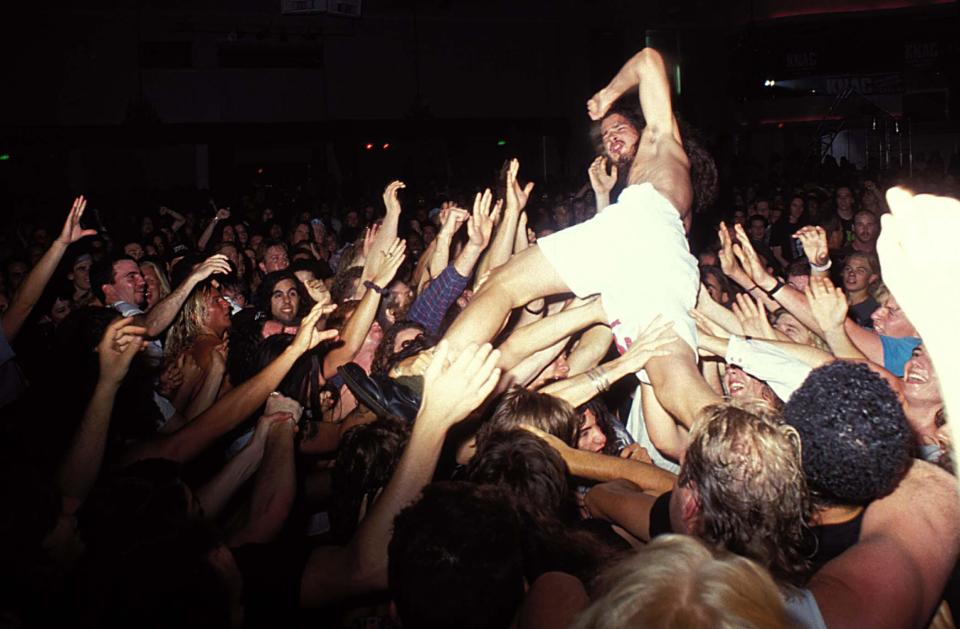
xmin=764 ymin=279 xmax=786 ymax=298
xmin=363 ymin=280 xmax=385 ymax=295
xmin=810 ymin=258 xmax=832 ymax=272
xmin=524 ymin=303 xmax=545 ymax=315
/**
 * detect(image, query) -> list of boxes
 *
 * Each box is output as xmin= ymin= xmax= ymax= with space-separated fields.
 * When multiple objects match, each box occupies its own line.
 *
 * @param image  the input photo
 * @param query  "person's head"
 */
xmin=723 ymin=365 xmax=780 ymax=409
xmin=785 ymin=260 xmax=811 ymax=293
xmin=230 ymin=222 xmax=248 ymax=247
xmin=332 ymin=418 xmax=410 ymax=542
xmin=771 ymin=309 xmax=822 ymax=349
xmin=754 ymin=198 xmax=771 ymax=218
xmin=852 ymin=209 xmax=880 ymax=246
xmin=903 ymin=344 xmax=942 ymax=413
xmin=529 ymin=351 xmax=570 ymax=389
xmin=835 ymin=185 xmax=855 ymax=214
xmin=731 ymin=208 xmax=747 ymax=226
xmin=552 ymin=203 xmax=572 ymax=229
xmin=91 ymin=256 xmax=146 ymax=307
xmin=389 ymin=482 xmax=526 ymax=629
xmin=372 ymin=320 xmax=429 ymax=376
xmin=576 ymin=399 xmax=618 ymax=454
xmin=140 ymin=215 xmax=155 ymax=237
xmin=870 ymin=293 xmax=917 ymax=338
xmin=289 ymin=222 xmax=310 ymax=247
xmin=4 ymin=258 xmax=28 ymax=294
xmin=330 ymin=265 xmax=364 ymax=304
xmin=69 ymin=253 xmax=93 ymax=292
xmin=215 ymin=242 xmax=242 ymax=276
xmin=258 ymin=270 xmax=304 ymax=326
xmin=80 ymin=461 xmax=240 ymax=629
xmin=481 ymin=386 xmax=579 ymax=447
xmin=165 ymin=281 xmax=232 ymax=358
xmin=819 ymin=213 xmax=844 ymax=251
xmin=747 ymin=214 xmax=767 ymax=241
xmin=598 ymin=100 xmax=644 ymax=170
xmin=784 ymin=361 xmax=913 ymax=506
xmin=466 ymin=428 xmax=573 ymax=522
xmin=376 ymin=279 xmax=414 ymax=329
xmin=38 ymin=281 xmax=75 ymax=326
xmin=139 ymin=260 xmax=170 ymax=310
xmin=257 ymin=240 xmax=289 ymax=274
xmin=123 ymin=241 xmax=144 ymax=262
xmin=841 ymin=252 xmax=880 ymax=294
xmin=675 ymin=402 xmax=812 ymax=583
xmin=570 ymin=535 xmax=789 ymax=629
xmin=788 ymin=195 xmax=805 ymax=220
xmin=701 ymin=265 xmax=733 ymax=307
xmin=344 ymin=210 xmax=360 ymax=228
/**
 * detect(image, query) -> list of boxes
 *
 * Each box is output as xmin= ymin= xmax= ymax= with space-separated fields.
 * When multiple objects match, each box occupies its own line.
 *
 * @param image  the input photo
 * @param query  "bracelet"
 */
xmin=586 ymin=367 xmax=611 ymax=393
xmin=524 ymin=303 xmax=546 ymax=315
xmin=764 ymin=279 xmax=785 ymax=298
xmin=363 ymin=280 xmax=385 ymax=295
xmin=746 ymin=284 xmax=761 ymax=292
xmin=810 ymin=258 xmax=832 ymax=272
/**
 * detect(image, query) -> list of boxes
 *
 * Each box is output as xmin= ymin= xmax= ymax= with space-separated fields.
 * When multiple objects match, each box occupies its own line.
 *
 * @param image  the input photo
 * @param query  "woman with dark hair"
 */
xmin=771 ymin=194 xmax=810 ymax=267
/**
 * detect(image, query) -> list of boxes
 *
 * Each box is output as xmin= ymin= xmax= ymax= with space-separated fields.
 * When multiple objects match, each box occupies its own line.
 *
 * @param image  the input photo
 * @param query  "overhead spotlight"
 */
xmin=365 ymin=143 xmax=374 ymax=150
xmin=764 ymin=79 xmax=776 ymax=87
xmin=382 ymin=143 xmax=390 ymax=150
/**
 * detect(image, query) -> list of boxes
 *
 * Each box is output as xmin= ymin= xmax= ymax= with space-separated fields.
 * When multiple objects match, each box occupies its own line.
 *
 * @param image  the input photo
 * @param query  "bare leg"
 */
xmin=644 ymin=338 xmax=721 ymax=432
xmin=442 ymin=245 xmax=570 ymax=356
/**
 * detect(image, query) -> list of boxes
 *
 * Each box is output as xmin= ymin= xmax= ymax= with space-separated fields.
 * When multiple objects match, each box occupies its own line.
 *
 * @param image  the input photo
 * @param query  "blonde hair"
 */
xmin=572 ymin=535 xmax=790 ymax=629
xmin=165 ymin=283 xmax=215 ymax=358
xmin=140 ymin=260 xmax=171 ymax=302
xmin=681 ymin=402 xmax=813 ymax=583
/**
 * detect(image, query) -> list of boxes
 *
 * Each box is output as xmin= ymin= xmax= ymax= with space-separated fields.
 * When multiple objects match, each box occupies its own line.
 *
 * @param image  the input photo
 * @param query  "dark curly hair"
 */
xmin=784 ymin=361 xmax=913 ymax=506
xmin=680 ymin=402 xmax=814 ymax=585
xmin=371 ymin=320 xmax=432 ymax=376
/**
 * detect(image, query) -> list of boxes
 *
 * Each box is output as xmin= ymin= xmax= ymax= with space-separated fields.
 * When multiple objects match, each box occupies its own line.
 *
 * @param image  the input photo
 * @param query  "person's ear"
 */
xmin=681 ymin=485 xmax=700 ymax=529
xmin=258 ymin=262 xmax=267 ymax=274
xmin=869 ymin=274 xmax=879 ymax=285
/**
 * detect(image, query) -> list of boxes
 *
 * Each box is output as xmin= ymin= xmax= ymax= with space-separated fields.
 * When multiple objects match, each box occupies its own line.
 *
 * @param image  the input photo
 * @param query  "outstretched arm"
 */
xmin=125 ymin=303 xmax=337 ymax=464
xmin=197 ymin=208 xmax=229 ymax=252
xmin=300 ymin=341 xmax=501 ymax=605
xmin=59 ymin=317 xmax=145 ymax=508
xmin=3 ymin=196 xmax=97 ymax=341
xmin=810 ymin=461 xmax=960 ymax=629
xmin=479 ymin=160 xmax=532 ymax=282
xmin=587 ymin=48 xmax=680 ymax=143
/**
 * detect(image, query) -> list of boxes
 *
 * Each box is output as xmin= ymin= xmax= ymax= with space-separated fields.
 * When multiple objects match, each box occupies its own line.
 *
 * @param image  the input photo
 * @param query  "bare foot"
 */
xmin=586 ymin=88 xmax=614 ymax=121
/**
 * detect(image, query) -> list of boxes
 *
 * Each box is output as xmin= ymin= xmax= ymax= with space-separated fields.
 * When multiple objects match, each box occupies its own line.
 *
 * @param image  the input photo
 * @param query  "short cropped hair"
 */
xmin=784 ymin=361 xmax=912 ymax=506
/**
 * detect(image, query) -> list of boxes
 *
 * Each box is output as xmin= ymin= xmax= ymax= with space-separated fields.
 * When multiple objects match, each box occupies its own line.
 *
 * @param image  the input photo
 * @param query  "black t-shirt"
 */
xmin=648 ymin=491 xmax=674 ymax=538
xmin=848 ymin=297 xmax=879 ymax=329
xmin=232 ymin=541 xmax=309 ymax=629
xmin=808 ymin=510 xmax=864 ymax=573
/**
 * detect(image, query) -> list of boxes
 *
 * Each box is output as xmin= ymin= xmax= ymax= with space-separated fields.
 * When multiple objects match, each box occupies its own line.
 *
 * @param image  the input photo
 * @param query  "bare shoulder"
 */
xmin=628 ymin=128 xmax=692 ymax=215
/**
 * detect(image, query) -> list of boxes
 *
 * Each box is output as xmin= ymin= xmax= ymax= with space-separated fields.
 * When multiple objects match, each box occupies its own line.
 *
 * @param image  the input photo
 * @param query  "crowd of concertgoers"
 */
xmin=2 ymin=47 xmax=960 ymax=629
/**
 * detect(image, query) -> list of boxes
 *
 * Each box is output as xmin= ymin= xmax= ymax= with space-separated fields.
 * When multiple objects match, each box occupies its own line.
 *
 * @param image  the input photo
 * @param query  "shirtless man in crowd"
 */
xmin=443 ymin=47 xmax=719 ymax=435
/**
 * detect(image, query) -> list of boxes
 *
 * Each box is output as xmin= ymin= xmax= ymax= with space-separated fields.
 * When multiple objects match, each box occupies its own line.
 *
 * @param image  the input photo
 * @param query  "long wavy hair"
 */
xmin=164 ymin=281 xmax=217 ymax=359
xmin=680 ymin=402 xmax=814 ymax=585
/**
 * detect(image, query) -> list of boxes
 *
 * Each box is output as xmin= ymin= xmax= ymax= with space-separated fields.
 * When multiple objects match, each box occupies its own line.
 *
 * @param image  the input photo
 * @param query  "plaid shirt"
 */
xmin=408 ymin=264 xmax=469 ymax=335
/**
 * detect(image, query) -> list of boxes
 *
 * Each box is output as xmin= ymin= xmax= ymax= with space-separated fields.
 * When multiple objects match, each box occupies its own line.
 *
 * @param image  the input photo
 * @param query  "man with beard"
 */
xmin=443 ymin=48 xmax=719 ymax=441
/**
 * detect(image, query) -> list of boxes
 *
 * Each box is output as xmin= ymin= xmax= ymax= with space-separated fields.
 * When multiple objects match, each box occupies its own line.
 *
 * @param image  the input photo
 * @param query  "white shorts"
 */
xmin=538 ymin=183 xmax=699 ymax=376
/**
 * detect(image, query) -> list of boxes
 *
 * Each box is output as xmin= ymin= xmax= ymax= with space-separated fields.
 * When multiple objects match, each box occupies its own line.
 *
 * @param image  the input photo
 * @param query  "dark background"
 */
xmin=0 ymin=0 xmax=957 ymax=224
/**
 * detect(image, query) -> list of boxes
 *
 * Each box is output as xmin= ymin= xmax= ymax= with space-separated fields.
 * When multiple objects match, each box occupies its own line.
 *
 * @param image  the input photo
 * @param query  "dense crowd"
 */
xmin=2 ymin=48 xmax=960 ymax=629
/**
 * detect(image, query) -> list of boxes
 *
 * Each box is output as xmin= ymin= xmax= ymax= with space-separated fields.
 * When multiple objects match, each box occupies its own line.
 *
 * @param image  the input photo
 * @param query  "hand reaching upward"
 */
xmin=57 ymin=196 xmax=98 ymax=246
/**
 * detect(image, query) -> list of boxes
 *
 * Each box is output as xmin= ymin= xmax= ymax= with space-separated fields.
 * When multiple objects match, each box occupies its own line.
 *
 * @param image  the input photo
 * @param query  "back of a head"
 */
xmin=466 ymin=428 xmax=572 ymax=522
xmin=784 ymin=361 xmax=912 ymax=506
xmin=332 ymin=418 xmax=410 ymax=542
xmin=388 ymin=482 xmax=525 ymax=629
xmin=483 ymin=386 xmax=579 ymax=446
xmin=571 ymin=535 xmax=789 ymax=629
xmin=680 ymin=402 xmax=813 ymax=583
